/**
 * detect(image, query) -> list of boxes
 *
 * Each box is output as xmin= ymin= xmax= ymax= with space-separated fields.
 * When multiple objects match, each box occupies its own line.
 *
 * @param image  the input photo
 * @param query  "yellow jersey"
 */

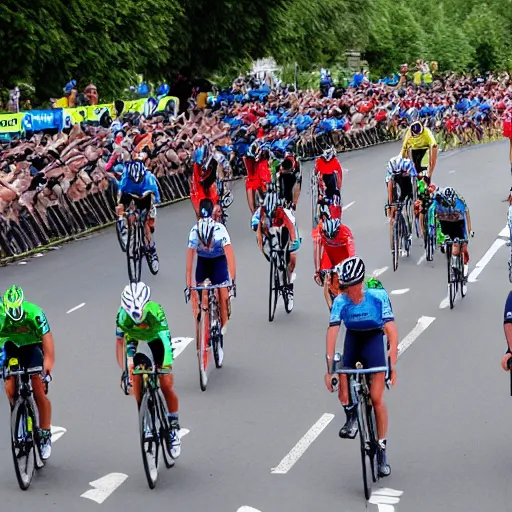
xmin=401 ymin=127 xmax=437 ymax=157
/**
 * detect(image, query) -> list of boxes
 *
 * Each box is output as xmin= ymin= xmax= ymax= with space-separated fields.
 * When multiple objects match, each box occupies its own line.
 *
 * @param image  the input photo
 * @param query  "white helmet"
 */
xmin=197 ymin=217 xmax=216 ymax=247
xmin=322 ymin=147 xmax=336 ymax=161
xmin=322 ymin=217 xmax=341 ymax=239
xmin=121 ymin=282 xmax=151 ymax=323
xmin=388 ymin=154 xmax=403 ymax=174
xmin=336 ymin=256 xmax=365 ymax=287
xmin=263 ymin=190 xmax=279 ymax=215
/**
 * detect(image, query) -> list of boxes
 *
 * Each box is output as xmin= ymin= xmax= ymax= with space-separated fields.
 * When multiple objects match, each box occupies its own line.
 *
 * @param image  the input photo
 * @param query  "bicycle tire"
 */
xmin=139 ymin=391 xmax=159 ymax=489
xmin=447 ymin=244 xmax=456 ymax=310
xmin=268 ymin=255 xmax=278 ymax=322
xmin=116 ymin=219 xmax=127 ymax=253
xmin=401 ymin=213 xmax=411 ymax=257
xmin=459 ymin=253 xmax=467 ymax=298
xmin=126 ymin=218 xmax=142 ymax=283
xmin=212 ymin=300 xmax=223 ymax=369
xmin=356 ymin=400 xmax=373 ymax=500
xmin=392 ymin=217 xmax=399 ymax=272
xmin=282 ymin=260 xmax=293 ymax=314
xmin=11 ymin=400 xmax=36 ymax=490
xmin=155 ymin=390 xmax=174 ymax=469
xmin=310 ymin=174 xmax=319 ymax=229
xmin=197 ymin=305 xmax=209 ymax=391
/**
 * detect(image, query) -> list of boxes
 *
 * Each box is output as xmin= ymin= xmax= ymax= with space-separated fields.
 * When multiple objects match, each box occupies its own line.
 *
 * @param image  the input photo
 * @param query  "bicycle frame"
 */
xmin=445 ymin=237 xmax=468 ymax=309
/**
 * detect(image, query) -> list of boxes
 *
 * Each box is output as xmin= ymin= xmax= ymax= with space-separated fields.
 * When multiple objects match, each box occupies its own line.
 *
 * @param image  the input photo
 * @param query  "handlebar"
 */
xmin=190 ymin=281 xmax=233 ymax=291
xmin=334 ymin=366 xmax=389 ymax=375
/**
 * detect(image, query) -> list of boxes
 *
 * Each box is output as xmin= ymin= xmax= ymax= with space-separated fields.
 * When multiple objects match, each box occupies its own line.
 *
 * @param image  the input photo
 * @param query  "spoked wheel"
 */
xmin=116 ymin=219 xmax=127 ymax=253
xmin=310 ymin=173 xmax=319 ymax=229
xmin=156 ymin=391 xmax=174 ymax=469
xmin=268 ymin=256 xmax=279 ymax=322
xmin=356 ymin=403 xmax=374 ymax=501
xmin=11 ymin=401 xmax=37 ymax=490
xmin=459 ymin=253 xmax=467 ymax=299
xmin=282 ymin=263 xmax=293 ymax=314
xmin=391 ymin=219 xmax=400 ymax=272
xmin=212 ymin=308 xmax=223 ymax=369
xmin=402 ymin=216 xmax=411 ymax=257
xmin=197 ymin=306 xmax=209 ymax=391
xmin=139 ymin=392 xmax=159 ymax=489
xmin=127 ymin=220 xmax=142 ymax=283
xmin=447 ymin=246 xmax=457 ymax=310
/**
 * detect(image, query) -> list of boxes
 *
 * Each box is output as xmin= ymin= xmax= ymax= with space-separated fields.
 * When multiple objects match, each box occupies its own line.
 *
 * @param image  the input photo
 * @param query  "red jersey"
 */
xmin=315 ymin=157 xmax=342 ymax=176
xmin=190 ymin=162 xmax=219 ymax=211
xmin=312 ymin=221 xmax=355 ymax=270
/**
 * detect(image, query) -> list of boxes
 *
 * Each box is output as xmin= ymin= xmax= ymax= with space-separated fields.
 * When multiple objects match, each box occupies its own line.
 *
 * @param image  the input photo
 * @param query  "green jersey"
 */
xmin=0 ymin=301 xmax=50 ymax=348
xmin=116 ymin=301 xmax=173 ymax=366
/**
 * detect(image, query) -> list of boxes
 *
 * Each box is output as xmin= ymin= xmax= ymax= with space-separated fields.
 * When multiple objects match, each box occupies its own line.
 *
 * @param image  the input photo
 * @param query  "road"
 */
xmin=0 ymin=140 xmax=511 ymax=512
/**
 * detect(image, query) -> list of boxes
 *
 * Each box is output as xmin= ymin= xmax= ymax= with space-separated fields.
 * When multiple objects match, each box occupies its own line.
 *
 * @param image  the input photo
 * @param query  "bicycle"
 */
xmin=3 ymin=358 xmax=50 ymax=490
xmin=310 ymin=170 xmax=319 ymax=228
xmin=507 ymin=204 xmax=512 ymax=283
xmin=445 ymin=237 xmax=468 ymax=309
xmin=130 ymin=351 xmax=175 ymax=489
xmin=186 ymin=280 xmax=234 ymax=391
xmin=120 ymin=192 xmax=159 ymax=282
xmin=216 ymin=176 xmax=236 ymax=226
xmin=332 ymin=356 xmax=390 ymax=501
xmin=386 ymin=197 xmax=412 ymax=272
xmin=268 ymin=226 xmax=293 ymax=321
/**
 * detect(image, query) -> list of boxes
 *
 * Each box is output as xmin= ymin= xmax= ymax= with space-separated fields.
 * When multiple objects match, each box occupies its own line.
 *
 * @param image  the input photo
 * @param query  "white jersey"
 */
xmin=188 ymin=222 xmax=231 ymax=258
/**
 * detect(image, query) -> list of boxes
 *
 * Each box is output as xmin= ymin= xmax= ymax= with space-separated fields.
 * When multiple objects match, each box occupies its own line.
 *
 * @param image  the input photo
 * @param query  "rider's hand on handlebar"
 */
xmin=325 ymin=372 xmax=336 ymax=392
xmin=501 ymin=352 xmax=512 ymax=371
xmin=470 ymin=230 xmax=475 ymax=238
xmin=184 ymin=287 xmax=191 ymax=303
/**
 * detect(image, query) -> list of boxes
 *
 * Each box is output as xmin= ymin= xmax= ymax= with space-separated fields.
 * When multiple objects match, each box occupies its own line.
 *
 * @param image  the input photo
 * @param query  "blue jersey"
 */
xmin=188 ymin=222 xmax=231 ymax=258
xmin=118 ymin=165 xmax=161 ymax=204
xmin=430 ymin=193 xmax=467 ymax=223
xmin=329 ymin=288 xmax=394 ymax=331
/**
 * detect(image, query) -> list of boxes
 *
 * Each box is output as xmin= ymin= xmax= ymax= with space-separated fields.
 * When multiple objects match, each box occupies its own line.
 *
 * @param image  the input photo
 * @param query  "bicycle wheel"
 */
xmin=116 ymin=219 xmax=127 ymax=253
xmin=460 ymin=253 xmax=467 ymax=298
xmin=447 ymin=245 xmax=456 ymax=309
xmin=401 ymin=213 xmax=411 ymax=257
xmin=310 ymin=173 xmax=319 ymax=228
xmin=391 ymin=218 xmax=400 ymax=272
xmin=11 ymin=400 xmax=36 ymax=490
xmin=127 ymin=219 xmax=142 ymax=283
xmin=212 ymin=301 xmax=223 ymax=369
xmin=282 ymin=260 xmax=293 ymax=314
xmin=356 ymin=401 xmax=373 ymax=500
xmin=155 ymin=390 xmax=174 ymax=469
xmin=268 ymin=255 xmax=278 ymax=322
xmin=197 ymin=306 xmax=209 ymax=391
xmin=139 ymin=390 xmax=159 ymax=489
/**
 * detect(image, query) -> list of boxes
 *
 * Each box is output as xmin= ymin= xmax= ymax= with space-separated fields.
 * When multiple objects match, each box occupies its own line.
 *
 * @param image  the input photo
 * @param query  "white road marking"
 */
xmin=468 ymin=238 xmax=506 ymax=282
xmin=172 ymin=337 xmax=194 ymax=359
xmin=237 ymin=507 xmax=261 ymax=512
xmin=499 ymin=225 xmax=509 ymax=238
xmin=51 ymin=425 xmax=67 ymax=443
xmin=271 ymin=413 xmax=335 ymax=474
xmin=18 ymin=261 xmax=27 ymax=265
xmin=34 ymin=253 xmax=44 ymax=258
xmin=81 ymin=473 xmax=128 ymax=504
xmin=398 ymin=316 xmax=436 ymax=357
xmin=372 ymin=267 xmax=388 ymax=277
xmin=179 ymin=428 xmax=190 ymax=438
xmin=66 ymin=303 xmax=86 ymax=314
xmin=449 ymin=170 xmax=456 ymax=174
xmin=439 ymin=291 xmax=450 ymax=309
xmin=417 ymin=254 xmax=426 ymax=265
xmin=342 ymin=201 xmax=355 ymax=212
xmin=391 ymin=288 xmax=409 ymax=295
xmin=370 ymin=488 xmax=404 ymax=511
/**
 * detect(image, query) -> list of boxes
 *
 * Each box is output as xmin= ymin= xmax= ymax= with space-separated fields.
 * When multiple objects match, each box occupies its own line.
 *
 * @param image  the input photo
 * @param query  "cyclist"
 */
xmin=401 ymin=120 xmax=438 ymax=183
xmin=385 ymin=153 xmax=417 ymax=242
xmin=324 ymin=257 xmax=398 ymax=478
xmin=276 ymin=151 xmax=302 ymax=211
xmin=252 ymin=187 xmax=300 ymax=309
xmin=0 ymin=286 xmax=55 ymax=460
xmin=312 ymin=204 xmax=355 ymax=310
xmin=116 ymin=151 xmax=160 ymax=274
xmin=314 ymin=147 xmax=343 ymax=205
xmin=244 ymin=141 xmax=272 ymax=214
xmin=428 ymin=186 xmax=473 ymax=275
xmin=501 ymin=290 xmax=512 ymax=370
xmin=116 ymin=282 xmax=181 ymax=459
xmin=186 ymin=199 xmax=236 ymax=360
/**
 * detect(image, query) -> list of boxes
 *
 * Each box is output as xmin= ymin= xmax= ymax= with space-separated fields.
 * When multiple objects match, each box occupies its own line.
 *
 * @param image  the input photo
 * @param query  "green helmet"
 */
xmin=365 ymin=277 xmax=383 ymax=289
xmin=4 ymin=285 xmax=24 ymax=321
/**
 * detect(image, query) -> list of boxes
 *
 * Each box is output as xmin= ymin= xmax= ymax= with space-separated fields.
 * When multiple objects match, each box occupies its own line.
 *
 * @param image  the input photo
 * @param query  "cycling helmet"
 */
xmin=197 ymin=217 xmax=216 ymax=248
xmin=128 ymin=161 xmax=146 ymax=184
xmin=322 ymin=147 xmax=336 ymax=161
xmin=410 ymin=120 xmax=424 ymax=137
xmin=336 ymin=256 xmax=365 ymax=287
xmin=443 ymin=186 xmax=456 ymax=207
xmin=263 ymin=190 xmax=279 ymax=215
xmin=121 ymin=282 xmax=150 ymax=324
xmin=388 ymin=154 xmax=404 ymax=174
xmin=3 ymin=285 xmax=24 ymax=321
xmin=318 ymin=202 xmax=331 ymax=220
xmin=322 ymin=217 xmax=341 ymax=239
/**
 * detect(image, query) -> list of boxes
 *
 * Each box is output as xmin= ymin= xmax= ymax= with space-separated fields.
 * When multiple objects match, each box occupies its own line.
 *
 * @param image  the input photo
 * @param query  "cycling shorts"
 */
xmin=321 ymin=173 xmax=341 ymax=201
xmin=120 ymin=193 xmax=153 ymax=215
xmin=3 ymin=342 xmax=43 ymax=369
xmin=390 ymin=175 xmax=413 ymax=202
xmin=439 ymin=220 xmax=466 ymax=241
xmin=279 ymin=171 xmax=301 ymax=204
xmin=410 ymin=148 xmax=428 ymax=174
xmin=196 ymin=254 xmax=229 ymax=286
xmin=342 ymin=329 xmax=387 ymax=370
xmin=132 ymin=337 xmax=173 ymax=368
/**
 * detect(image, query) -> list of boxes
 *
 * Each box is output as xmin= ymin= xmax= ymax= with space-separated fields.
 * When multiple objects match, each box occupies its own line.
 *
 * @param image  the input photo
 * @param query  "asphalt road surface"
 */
xmin=0 ymin=140 xmax=511 ymax=512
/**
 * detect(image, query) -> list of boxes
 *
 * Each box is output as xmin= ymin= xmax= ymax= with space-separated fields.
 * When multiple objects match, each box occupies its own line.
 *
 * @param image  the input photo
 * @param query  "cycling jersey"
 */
xmin=311 ymin=222 xmax=355 ymax=270
xmin=401 ymin=127 xmax=437 ymax=156
xmin=385 ymin=157 xmax=417 ymax=182
xmin=118 ymin=165 xmax=161 ymax=203
xmin=429 ymin=193 xmax=467 ymax=223
xmin=315 ymin=157 xmax=342 ymax=176
xmin=329 ymin=288 xmax=394 ymax=331
xmin=188 ymin=222 xmax=231 ymax=258
xmin=116 ymin=302 xmax=173 ymax=367
xmin=252 ymin=206 xmax=300 ymax=252
xmin=0 ymin=302 xmax=50 ymax=348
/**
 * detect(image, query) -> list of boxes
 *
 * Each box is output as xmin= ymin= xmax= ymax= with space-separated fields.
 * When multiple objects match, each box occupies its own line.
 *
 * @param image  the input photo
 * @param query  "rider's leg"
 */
xmin=246 ymin=188 xmax=255 ymax=213
xmin=218 ymin=287 xmax=229 ymax=332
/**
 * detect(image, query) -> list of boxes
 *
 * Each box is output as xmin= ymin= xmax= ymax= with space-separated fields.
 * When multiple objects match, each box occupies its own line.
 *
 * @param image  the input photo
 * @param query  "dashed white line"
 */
xmin=66 ymin=303 xmax=86 ymax=314
xmin=342 ymin=201 xmax=355 ymax=212
xmin=391 ymin=288 xmax=410 ymax=295
xmin=370 ymin=487 xmax=404 ymax=511
xmin=271 ymin=413 xmax=335 ymax=474
xmin=417 ymin=254 xmax=426 ymax=265
xmin=237 ymin=507 xmax=261 ymax=512
xmin=172 ymin=337 xmax=194 ymax=359
xmin=51 ymin=425 xmax=67 ymax=443
xmin=468 ymin=238 xmax=506 ymax=283
xmin=499 ymin=225 xmax=509 ymax=238
xmin=81 ymin=473 xmax=128 ymax=504
xmin=398 ymin=316 xmax=436 ymax=357
xmin=372 ymin=267 xmax=389 ymax=277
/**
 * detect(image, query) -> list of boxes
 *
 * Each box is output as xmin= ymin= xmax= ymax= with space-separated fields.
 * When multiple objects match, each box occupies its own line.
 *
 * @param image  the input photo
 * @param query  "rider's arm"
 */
xmin=41 ymin=332 xmax=55 ymax=375
xmin=115 ymin=326 xmax=125 ymax=370
xmin=224 ymin=244 xmax=236 ymax=281
xmin=186 ymin=226 xmax=198 ymax=288
xmin=387 ymin=181 xmax=394 ymax=205
xmin=312 ymin=228 xmax=323 ymax=272
xmin=465 ymin=207 xmax=472 ymax=235
xmin=428 ymin=145 xmax=438 ymax=177
xmin=326 ymin=296 xmax=344 ymax=372
xmin=283 ymin=214 xmax=297 ymax=242
xmin=503 ymin=291 xmax=512 ymax=370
